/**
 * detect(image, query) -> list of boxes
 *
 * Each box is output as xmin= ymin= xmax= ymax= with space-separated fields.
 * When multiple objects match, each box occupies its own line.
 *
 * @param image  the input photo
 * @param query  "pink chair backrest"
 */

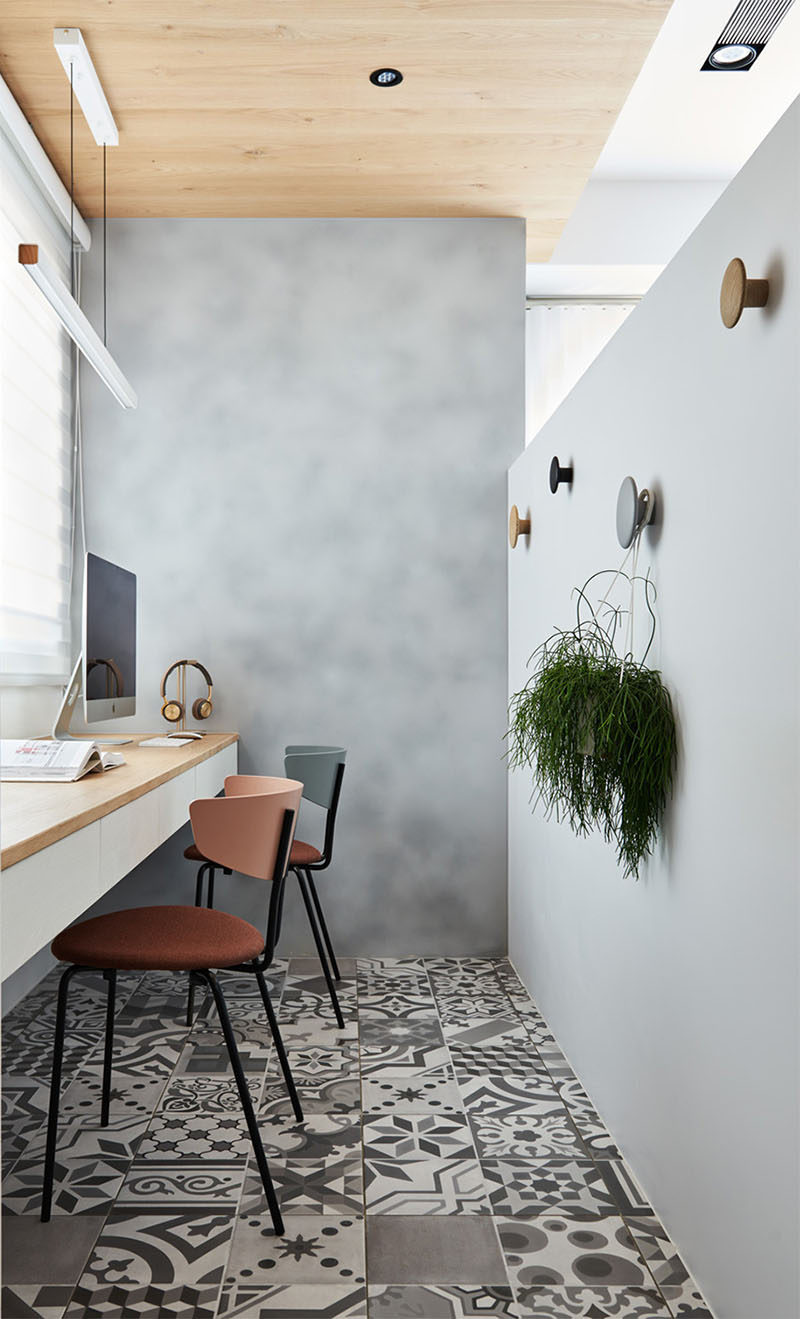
xmin=189 ymin=777 xmax=303 ymax=881
xmin=224 ymin=774 xmax=296 ymax=799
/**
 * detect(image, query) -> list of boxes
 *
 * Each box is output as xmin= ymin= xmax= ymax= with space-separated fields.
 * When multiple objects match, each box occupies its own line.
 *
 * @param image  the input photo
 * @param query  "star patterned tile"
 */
xmin=226 ymin=1214 xmax=366 ymax=1286
xmin=361 ymin=1070 xmax=464 ymax=1116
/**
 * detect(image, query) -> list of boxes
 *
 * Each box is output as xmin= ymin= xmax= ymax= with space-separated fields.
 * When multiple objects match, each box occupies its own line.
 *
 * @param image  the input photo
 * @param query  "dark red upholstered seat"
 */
xmin=184 ymin=842 xmax=206 ymax=862
xmin=290 ymin=839 xmax=323 ymax=866
xmin=51 ymin=905 xmax=264 ymax=972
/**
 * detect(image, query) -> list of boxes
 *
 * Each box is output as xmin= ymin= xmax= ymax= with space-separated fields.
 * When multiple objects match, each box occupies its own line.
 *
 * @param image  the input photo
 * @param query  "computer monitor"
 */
xmin=83 ymin=552 xmax=137 ymax=723
xmin=52 ymin=552 xmax=137 ymax=741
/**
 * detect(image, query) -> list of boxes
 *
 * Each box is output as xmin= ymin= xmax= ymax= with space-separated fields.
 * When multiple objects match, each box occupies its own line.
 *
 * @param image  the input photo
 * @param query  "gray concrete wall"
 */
xmin=72 ymin=217 xmax=524 ymax=958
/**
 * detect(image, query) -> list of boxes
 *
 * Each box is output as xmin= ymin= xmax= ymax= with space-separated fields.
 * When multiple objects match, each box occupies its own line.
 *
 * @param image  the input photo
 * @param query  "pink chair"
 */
xmin=43 ymin=777 xmax=302 ymax=1237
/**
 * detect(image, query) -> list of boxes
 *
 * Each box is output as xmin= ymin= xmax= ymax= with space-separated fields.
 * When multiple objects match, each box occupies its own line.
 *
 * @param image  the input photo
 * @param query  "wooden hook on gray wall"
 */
xmin=720 ymin=258 xmax=769 ymax=328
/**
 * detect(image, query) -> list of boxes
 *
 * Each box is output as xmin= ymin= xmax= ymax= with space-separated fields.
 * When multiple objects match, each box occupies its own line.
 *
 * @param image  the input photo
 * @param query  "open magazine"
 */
xmin=0 ymin=740 xmax=125 ymax=783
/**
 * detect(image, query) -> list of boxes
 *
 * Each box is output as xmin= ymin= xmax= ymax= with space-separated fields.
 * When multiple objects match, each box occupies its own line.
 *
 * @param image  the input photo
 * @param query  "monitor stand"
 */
xmin=52 ymin=653 xmax=133 ymax=744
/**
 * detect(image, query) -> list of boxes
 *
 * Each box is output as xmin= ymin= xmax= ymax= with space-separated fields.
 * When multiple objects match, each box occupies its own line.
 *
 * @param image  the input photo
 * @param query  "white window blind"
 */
xmin=525 ymin=302 xmax=635 ymax=443
xmin=0 ymin=128 xmax=73 ymax=683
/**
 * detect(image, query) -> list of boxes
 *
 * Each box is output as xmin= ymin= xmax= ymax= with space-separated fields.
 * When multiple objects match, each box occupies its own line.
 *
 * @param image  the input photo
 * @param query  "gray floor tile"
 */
xmin=369 ymin=1283 xmax=518 ymax=1317
xmin=289 ymin=956 xmax=358 ymax=977
xmin=1 ymin=1213 xmax=107 ymax=1285
xmin=241 ymin=1159 xmax=363 ymax=1216
xmin=0 ymin=1283 xmax=75 ymax=1318
xmin=115 ymin=1158 xmax=246 ymax=1211
xmin=514 ymin=1286 xmax=668 ymax=1316
xmin=218 ymin=1282 xmax=367 ymax=1316
xmin=67 ymin=1207 xmax=235 ymax=1315
xmin=361 ymin=1070 xmax=463 ymax=1116
xmin=226 ymin=1213 xmax=365 ymax=1285
xmin=257 ymin=1112 xmax=362 ymax=1160
xmin=365 ymin=1155 xmax=490 ymax=1215
xmin=363 ymin=1113 xmax=476 ymax=1160
xmin=482 ymin=1159 xmax=620 ymax=1220
xmin=260 ymin=1075 xmax=361 ymax=1116
xmin=367 ymin=1216 xmax=508 ymax=1284
xmin=496 ymin=1216 xmax=653 ymax=1289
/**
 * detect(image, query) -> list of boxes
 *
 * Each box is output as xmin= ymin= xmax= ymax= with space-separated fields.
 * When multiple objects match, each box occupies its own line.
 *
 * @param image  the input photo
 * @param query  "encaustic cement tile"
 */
xmin=217 ymin=1282 xmax=367 ymax=1317
xmin=496 ymin=1216 xmax=654 ymax=1291
xmin=369 ymin=1283 xmax=519 ymax=1317
xmin=365 ymin=1155 xmax=490 ymax=1215
xmin=66 ymin=1208 xmax=236 ymax=1316
xmin=241 ymin=1160 xmax=363 ymax=1217
xmin=513 ymin=1286 xmax=669 ymax=1317
xmin=361 ymin=1069 xmax=464 ymax=1116
xmin=225 ymin=1213 xmax=365 ymax=1286
xmin=481 ymin=1159 xmax=621 ymax=1222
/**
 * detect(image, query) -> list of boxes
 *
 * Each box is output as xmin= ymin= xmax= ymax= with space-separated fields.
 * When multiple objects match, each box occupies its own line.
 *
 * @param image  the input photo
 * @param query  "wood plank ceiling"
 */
xmin=0 ymin=1 xmax=670 ymax=260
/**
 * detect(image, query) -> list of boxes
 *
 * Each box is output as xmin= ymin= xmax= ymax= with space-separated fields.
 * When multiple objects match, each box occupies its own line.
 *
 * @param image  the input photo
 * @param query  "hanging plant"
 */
xmin=507 ymin=571 xmax=677 ymax=879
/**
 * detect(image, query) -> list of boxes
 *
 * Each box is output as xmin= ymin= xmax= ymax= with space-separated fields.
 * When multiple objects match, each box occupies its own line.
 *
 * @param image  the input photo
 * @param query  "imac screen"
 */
xmin=84 ymin=553 xmax=137 ymax=708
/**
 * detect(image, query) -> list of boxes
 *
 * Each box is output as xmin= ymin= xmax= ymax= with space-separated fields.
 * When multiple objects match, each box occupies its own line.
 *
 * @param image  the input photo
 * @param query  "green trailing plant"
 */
xmin=507 ymin=571 xmax=677 ymax=878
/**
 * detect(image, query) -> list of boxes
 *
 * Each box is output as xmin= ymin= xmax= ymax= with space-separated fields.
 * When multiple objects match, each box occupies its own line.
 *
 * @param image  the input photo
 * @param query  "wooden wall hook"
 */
xmin=509 ymin=505 xmax=531 ymax=548
xmin=720 ymin=257 xmax=769 ymax=328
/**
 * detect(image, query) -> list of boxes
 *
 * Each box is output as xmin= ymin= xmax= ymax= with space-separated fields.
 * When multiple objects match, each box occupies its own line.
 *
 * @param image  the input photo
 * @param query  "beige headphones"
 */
xmin=160 ymin=659 xmax=213 ymax=724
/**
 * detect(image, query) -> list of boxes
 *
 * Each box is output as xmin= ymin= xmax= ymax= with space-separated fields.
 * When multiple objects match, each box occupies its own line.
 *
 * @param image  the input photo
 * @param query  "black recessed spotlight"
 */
xmin=708 ymin=42 xmax=758 ymax=69
xmin=370 ymin=68 xmax=403 ymax=87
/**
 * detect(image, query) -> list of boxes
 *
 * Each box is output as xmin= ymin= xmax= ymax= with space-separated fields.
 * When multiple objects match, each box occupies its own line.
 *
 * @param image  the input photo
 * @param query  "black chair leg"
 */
xmin=296 ymin=870 xmax=344 ymax=1029
xmin=200 ymin=969 xmax=284 ymax=1236
xmin=42 ymin=965 xmax=80 ymax=1222
xmin=100 ymin=969 xmax=117 ymax=1126
xmin=194 ymin=862 xmax=210 ymax=906
xmin=253 ymin=962 xmax=303 ymax=1123
xmin=186 ymin=970 xmax=197 ymax=1028
xmin=306 ymin=872 xmax=341 ymax=981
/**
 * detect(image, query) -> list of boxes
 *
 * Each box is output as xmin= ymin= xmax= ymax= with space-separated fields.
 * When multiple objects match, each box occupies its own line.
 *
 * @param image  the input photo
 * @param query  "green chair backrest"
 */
xmin=284 ymin=745 xmax=347 ymax=810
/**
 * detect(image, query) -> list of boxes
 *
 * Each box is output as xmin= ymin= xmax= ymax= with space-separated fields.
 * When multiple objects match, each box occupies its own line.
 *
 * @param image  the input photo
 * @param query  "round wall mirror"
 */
xmin=616 ymin=477 xmax=654 ymax=548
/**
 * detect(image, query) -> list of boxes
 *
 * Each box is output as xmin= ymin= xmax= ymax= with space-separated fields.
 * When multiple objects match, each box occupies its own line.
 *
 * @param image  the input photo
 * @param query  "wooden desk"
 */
xmin=0 ymin=733 xmax=238 ymax=979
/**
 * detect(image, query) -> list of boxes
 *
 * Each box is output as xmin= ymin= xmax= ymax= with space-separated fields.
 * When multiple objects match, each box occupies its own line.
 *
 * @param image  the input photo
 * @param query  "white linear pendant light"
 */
xmin=18 ymin=244 xmax=137 ymax=409
xmin=53 ymin=28 xmax=118 ymax=146
xmin=19 ymin=28 xmax=137 ymax=408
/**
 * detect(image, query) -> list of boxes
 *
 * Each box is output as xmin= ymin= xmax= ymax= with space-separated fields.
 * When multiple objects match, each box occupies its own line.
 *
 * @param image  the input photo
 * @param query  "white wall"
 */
xmin=508 ymin=100 xmax=799 ymax=1319
xmin=552 ymin=179 xmax=725 ymax=266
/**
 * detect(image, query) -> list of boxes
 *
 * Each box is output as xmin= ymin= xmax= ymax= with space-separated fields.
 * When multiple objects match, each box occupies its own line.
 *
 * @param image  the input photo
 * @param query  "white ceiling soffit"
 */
xmin=525 ymin=265 xmax=663 ymax=300
xmin=594 ymin=0 xmax=800 ymax=180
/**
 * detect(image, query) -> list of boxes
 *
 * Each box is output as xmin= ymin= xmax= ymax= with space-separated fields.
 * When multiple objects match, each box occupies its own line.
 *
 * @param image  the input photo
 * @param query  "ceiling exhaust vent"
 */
xmin=702 ymin=0 xmax=796 ymax=70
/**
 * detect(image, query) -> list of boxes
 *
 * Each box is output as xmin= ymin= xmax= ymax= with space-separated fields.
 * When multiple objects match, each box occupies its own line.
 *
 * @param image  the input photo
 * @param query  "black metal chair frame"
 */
xmin=190 ymin=762 xmax=348 ymax=1029
xmin=285 ymin=760 xmax=347 ymax=1028
xmin=42 ymin=807 xmax=300 ymax=1237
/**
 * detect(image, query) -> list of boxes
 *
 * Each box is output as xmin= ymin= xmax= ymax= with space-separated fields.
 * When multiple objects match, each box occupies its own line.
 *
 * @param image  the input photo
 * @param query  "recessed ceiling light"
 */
xmin=701 ymin=0 xmax=796 ymax=71
xmin=708 ymin=42 xmax=758 ymax=69
xmin=370 ymin=68 xmax=403 ymax=87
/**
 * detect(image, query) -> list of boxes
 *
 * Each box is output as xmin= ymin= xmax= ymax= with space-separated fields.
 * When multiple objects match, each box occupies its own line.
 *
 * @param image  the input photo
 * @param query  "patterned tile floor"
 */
xmin=0 ymin=957 xmax=715 ymax=1318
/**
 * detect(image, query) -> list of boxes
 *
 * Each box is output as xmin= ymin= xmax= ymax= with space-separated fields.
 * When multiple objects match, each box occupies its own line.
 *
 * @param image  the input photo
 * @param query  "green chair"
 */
xmin=283 ymin=745 xmax=347 ymax=1027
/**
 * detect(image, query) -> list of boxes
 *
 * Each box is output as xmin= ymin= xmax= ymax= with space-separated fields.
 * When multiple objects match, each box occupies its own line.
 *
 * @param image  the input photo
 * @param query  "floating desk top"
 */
xmin=1 ymin=733 xmax=238 ymax=870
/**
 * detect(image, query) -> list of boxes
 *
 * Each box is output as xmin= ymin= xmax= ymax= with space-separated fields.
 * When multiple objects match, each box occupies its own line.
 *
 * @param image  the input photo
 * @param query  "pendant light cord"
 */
xmin=69 ymin=62 xmax=74 ymax=295
xmin=103 ymin=144 xmax=107 ymax=346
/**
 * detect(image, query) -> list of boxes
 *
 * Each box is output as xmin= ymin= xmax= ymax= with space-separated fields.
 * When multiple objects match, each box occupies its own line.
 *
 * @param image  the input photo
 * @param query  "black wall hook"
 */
xmin=549 ymin=456 xmax=573 ymax=494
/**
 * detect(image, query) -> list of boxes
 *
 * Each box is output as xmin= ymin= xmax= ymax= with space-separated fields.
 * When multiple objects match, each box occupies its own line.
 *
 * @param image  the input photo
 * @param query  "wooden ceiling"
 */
xmin=0 ymin=1 xmax=670 ymax=260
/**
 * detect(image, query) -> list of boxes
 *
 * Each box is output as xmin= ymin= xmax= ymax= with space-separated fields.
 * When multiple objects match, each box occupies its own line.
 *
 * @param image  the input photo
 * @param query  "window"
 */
xmin=525 ymin=300 xmax=636 ymax=443
xmin=0 ymin=127 xmax=73 ymax=683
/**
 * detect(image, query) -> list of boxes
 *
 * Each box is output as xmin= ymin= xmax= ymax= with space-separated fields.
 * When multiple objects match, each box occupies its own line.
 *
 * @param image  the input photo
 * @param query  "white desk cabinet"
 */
xmin=1 ymin=734 xmax=238 ymax=979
